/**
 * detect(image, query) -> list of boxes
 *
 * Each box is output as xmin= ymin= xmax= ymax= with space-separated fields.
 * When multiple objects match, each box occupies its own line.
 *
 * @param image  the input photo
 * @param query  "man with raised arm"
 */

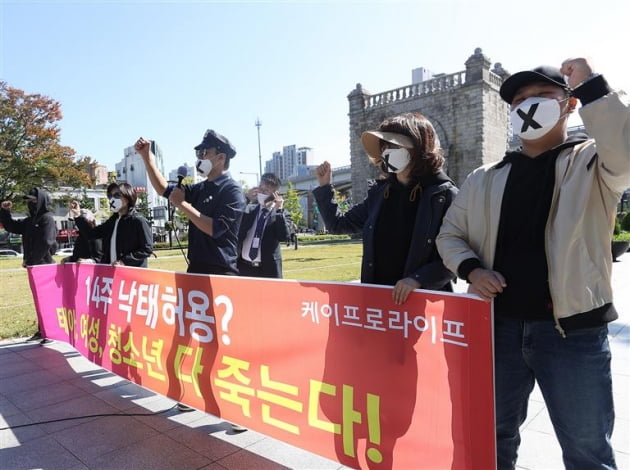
xmin=135 ymin=131 xmax=245 ymax=276
xmin=437 ymin=58 xmax=629 ymax=469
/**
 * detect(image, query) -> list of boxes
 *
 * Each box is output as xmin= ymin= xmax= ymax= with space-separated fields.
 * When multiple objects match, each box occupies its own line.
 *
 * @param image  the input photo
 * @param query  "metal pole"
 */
xmin=255 ymin=117 xmax=262 ymax=178
xmin=167 ymin=199 xmax=172 ymax=248
xmin=166 ymin=180 xmax=176 ymax=248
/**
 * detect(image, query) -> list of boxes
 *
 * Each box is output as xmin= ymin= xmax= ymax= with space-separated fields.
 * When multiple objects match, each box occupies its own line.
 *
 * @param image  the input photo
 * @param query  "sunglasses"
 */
xmin=108 ymin=192 xmax=122 ymax=199
xmin=196 ymin=147 xmax=224 ymax=159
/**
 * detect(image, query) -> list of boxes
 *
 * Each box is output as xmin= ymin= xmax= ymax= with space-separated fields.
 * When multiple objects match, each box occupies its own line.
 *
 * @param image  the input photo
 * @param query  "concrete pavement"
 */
xmin=1 ymin=252 xmax=628 ymax=469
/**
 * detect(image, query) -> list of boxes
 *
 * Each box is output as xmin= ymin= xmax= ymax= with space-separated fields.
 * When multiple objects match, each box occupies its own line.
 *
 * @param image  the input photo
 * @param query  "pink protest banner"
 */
xmin=28 ymin=263 xmax=495 ymax=469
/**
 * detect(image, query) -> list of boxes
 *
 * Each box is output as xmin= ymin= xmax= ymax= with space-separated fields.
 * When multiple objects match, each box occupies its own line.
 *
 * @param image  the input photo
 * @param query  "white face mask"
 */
xmin=109 ymin=197 xmax=123 ymax=213
xmin=257 ymin=193 xmax=270 ymax=205
xmin=196 ymin=158 xmax=213 ymax=177
xmin=382 ymin=148 xmax=411 ymax=173
xmin=510 ymin=97 xmax=567 ymax=140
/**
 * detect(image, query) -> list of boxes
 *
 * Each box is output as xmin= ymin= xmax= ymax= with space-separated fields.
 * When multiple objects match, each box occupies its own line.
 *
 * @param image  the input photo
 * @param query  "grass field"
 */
xmin=0 ymin=242 xmax=362 ymax=339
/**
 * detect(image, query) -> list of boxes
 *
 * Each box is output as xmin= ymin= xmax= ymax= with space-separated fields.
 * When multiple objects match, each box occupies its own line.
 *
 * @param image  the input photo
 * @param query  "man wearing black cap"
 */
xmin=136 ymin=131 xmax=246 ymax=416
xmin=1 ymin=187 xmax=58 ymax=342
xmin=136 ymin=131 xmax=245 ymax=275
xmin=437 ymin=58 xmax=629 ymax=469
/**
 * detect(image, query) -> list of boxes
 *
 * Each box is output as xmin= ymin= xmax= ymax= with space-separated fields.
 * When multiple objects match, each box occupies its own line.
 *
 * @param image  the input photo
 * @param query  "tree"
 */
xmin=237 ymin=178 xmax=252 ymax=196
xmin=135 ymin=190 xmax=153 ymax=227
xmin=284 ymin=182 xmax=304 ymax=228
xmin=333 ymin=188 xmax=350 ymax=215
xmin=0 ymin=81 xmax=93 ymax=204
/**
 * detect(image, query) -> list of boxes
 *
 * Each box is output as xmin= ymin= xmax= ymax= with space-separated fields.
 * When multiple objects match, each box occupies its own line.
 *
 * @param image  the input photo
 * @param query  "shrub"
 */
xmin=297 ymin=234 xmax=353 ymax=245
xmin=621 ymin=212 xmax=630 ymax=232
xmin=154 ymin=241 xmax=187 ymax=250
xmin=613 ymin=231 xmax=630 ymax=242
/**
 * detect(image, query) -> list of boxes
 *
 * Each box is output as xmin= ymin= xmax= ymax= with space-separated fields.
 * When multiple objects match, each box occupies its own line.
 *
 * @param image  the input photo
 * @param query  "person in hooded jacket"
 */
xmin=313 ymin=112 xmax=458 ymax=305
xmin=1 ymin=187 xmax=58 ymax=341
xmin=71 ymin=182 xmax=153 ymax=267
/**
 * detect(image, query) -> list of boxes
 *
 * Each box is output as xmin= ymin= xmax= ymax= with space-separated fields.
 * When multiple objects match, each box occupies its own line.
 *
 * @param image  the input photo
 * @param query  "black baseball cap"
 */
xmin=499 ymin=65 xmax=568 ymax=103
xmin=194 ymin=129 xmax=237 ymax=158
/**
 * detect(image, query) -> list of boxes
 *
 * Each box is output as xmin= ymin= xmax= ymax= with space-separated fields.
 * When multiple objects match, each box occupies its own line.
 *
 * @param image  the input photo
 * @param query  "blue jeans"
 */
xmin=494 ymin=317 xmax=616 ymax=470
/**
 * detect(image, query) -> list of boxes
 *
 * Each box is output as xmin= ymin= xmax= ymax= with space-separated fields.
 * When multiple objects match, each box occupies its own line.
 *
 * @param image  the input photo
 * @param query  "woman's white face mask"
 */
xmin=510 ymin=96 xmax=569 ymax=140
xmin=381 ymin=147 xmax=411 ymax=174
xmin=109 ymin=197 xmax=124 ymax=213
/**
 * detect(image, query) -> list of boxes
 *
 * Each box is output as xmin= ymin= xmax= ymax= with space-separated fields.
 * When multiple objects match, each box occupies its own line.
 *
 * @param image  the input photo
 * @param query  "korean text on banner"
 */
xmin=28 ymin=263 xmax=495 ymax=469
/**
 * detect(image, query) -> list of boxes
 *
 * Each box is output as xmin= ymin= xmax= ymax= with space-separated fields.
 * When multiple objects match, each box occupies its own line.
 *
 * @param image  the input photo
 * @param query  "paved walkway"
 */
xmin=1 ymin=252 xmax=628 ymax=469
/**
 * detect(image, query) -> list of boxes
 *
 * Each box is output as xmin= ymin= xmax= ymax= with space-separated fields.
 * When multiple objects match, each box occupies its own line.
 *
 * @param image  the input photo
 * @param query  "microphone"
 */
xmin=177 ymin=166 xmax=188 ymax=188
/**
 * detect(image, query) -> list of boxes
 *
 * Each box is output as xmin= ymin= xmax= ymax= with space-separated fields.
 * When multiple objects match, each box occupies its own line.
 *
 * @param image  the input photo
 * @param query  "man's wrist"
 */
xmin=571 ymin=74 xmax=610 ymax=105
xmin=457 ymin=258 xmax=482 ymax=283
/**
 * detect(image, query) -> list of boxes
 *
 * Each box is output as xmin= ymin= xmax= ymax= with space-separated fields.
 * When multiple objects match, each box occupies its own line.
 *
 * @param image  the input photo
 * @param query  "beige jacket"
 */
xmin=437 ymin=90 xmax=630 ymax=330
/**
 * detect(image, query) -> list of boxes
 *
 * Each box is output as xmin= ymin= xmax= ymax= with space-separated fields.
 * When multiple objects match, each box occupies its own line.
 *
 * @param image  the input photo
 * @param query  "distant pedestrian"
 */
xmin=289 ymin=222 xmax=298 ymax=250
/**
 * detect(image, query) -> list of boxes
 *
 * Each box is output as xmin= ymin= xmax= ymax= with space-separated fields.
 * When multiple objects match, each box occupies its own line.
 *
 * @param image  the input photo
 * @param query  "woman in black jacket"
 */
xmin=313 ymin=112 xmax=458 ymax=304
xmin=315 ymin=113 xmax=459 ymax=470
xmin=71 ymin=183 xmax=153 ymax=267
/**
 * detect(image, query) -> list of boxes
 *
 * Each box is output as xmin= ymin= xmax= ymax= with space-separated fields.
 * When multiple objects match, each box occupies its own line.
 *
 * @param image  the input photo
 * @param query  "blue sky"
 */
xmin=2 ymin=0 xmax=628 ymax=188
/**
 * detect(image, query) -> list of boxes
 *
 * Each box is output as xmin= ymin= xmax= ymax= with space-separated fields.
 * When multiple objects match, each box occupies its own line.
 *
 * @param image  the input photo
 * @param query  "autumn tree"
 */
xmin=0 ymin=81 xmax=93 ymax=205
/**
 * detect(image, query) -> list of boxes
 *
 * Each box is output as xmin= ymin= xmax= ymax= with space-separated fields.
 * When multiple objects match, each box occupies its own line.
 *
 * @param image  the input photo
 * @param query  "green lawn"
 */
xmin=0 ymin=242 xmax=362 ymax=339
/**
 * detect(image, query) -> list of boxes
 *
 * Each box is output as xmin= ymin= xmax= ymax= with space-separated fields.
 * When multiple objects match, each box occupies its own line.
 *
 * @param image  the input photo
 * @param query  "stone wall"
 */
xmin=347 ymin=48 xmax=511 ymax=202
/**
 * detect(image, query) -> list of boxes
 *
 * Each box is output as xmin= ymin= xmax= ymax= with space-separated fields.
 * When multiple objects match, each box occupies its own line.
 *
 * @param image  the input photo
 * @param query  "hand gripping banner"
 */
xmin=28 ymin=264 xmax=495 ymax=469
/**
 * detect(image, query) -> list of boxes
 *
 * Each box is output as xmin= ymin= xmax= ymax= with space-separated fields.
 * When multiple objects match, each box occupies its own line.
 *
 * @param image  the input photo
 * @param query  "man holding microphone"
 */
xmin=135 ymin=130 xmax=245 ymax=275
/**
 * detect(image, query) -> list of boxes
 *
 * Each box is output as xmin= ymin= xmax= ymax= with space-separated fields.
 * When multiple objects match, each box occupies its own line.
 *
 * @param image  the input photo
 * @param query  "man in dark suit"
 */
xmin=237 ymin=173 xmax=291 ymax=278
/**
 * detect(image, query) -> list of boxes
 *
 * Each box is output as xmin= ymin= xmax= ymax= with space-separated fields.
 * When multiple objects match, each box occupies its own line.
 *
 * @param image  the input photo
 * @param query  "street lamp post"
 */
xmin=166 ymin=180 xmax=176 ymax=248
xmin=255 ymin=117 xmax=263 ymax=178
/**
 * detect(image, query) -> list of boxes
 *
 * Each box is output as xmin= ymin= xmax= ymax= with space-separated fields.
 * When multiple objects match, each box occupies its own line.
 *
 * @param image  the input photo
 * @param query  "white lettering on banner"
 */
xmin=85 ymin=275 xmax=114 ymax=314
xmin=300 ymin=300 xmax=469 ymax=347
xmin=161 ymin=285 xmax=185 ymax=336
xmin=185 ymin=290 xmax=214 ymax=343
xmin=84 ymin=276 xmax=236 ymax=344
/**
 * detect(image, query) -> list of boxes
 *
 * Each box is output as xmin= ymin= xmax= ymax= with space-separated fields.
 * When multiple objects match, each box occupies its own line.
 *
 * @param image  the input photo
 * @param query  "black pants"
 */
xmin=187 ymin=262 xmax=236 ymax=276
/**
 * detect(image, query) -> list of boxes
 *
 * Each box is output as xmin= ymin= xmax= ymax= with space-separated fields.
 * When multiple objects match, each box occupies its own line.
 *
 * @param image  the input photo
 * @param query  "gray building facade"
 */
xmin=347 ymin=48 xmax=511 ymax=202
